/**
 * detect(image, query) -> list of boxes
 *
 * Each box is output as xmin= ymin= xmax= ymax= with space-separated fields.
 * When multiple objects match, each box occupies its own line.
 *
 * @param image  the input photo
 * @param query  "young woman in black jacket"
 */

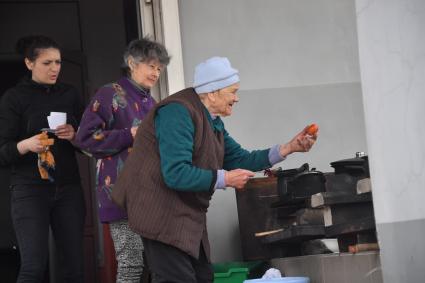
xmin=0 ymin=35 xmax=85 ymax=282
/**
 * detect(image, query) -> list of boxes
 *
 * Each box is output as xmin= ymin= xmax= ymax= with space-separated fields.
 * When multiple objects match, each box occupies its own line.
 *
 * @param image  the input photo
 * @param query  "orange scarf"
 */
xmin=37 ymin=132 xmax=55 ymax=181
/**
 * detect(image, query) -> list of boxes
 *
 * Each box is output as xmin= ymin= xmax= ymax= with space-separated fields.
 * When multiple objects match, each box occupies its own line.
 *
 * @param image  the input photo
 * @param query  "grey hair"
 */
xmin=121 ymin=36 xmax=170 ymax=76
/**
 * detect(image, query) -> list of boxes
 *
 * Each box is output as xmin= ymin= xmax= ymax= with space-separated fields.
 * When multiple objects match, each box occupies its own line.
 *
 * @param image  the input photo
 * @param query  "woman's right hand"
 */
xmin=17 ymin=134 xmax=46 ymax=155
xmin=225 ymin=169 xmax=255 ymax=190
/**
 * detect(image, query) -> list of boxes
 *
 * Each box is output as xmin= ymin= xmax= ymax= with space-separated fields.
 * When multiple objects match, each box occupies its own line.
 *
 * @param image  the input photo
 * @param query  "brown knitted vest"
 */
xmin=112 ymin=88 xmax=224 ymax=260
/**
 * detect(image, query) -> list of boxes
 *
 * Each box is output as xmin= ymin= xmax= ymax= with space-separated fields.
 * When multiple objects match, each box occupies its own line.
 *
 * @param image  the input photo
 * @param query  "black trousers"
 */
xmin=142 ymin=237 xmax=213 ymax=283
xmin=11 ymin=183 xmax=85 ymax=283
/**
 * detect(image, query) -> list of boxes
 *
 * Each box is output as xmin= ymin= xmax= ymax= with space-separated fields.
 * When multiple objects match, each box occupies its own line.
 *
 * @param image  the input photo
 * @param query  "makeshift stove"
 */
xmin=235 ymin=153 xmax=377 ymax=261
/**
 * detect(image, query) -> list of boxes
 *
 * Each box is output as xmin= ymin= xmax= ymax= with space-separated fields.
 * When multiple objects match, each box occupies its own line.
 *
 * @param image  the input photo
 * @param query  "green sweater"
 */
xmin=155 ymin=103 xmax=271 ymax=192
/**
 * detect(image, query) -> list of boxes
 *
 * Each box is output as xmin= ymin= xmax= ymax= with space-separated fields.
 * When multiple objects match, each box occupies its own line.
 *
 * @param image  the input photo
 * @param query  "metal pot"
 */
xmin=330 ymin=154 xmax=369 ymax=177
xmin=275 ymin=164 xmax=326 ymax=202
xmin=289 ymin=170 xmax=326 ymax=198
xmin=275 ymin=163 xmax=309 ymax=197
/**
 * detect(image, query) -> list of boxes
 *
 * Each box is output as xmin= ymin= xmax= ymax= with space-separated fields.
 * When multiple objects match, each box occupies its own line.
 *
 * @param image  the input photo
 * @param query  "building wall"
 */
xmin=178 ymin=0 xmax=367 ymax=262
xmin=355 ymin=0 xmax=425 ymax=282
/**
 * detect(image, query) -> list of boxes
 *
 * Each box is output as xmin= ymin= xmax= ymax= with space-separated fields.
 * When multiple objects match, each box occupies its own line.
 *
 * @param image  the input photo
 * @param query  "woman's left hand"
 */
xmin=55 ymin=124 xmax=75 ymax=141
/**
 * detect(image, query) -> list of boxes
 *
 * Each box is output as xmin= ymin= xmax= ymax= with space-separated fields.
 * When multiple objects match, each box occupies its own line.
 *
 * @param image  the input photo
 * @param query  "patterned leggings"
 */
xmin=110 ymin=220 xmax=144 ymax=283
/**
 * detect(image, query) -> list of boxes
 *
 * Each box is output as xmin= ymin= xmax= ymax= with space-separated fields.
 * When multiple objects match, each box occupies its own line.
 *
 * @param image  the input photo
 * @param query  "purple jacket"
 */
xmin=75 ymin=77 xmax=155 ymax=222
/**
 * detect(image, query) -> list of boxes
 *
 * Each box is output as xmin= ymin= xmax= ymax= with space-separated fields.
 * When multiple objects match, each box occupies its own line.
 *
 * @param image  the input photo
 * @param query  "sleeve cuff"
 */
xmin=214 ymin=169 xmax=226 ymax=190
xmin=3 ymin=142 xmax=24 ymax=165
xmin=122 ymin=128 xmax=134 ymax=147
xmin=209 ymin=169 xmax=218 ymax=191
xmin=11 ymin=142 xmax=22 ymax=161
xmin=268 ymin=144 xmax=286 ymax=166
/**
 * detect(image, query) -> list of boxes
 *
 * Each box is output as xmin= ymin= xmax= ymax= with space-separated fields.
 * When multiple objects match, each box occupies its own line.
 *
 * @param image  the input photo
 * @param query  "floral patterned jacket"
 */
xmin=75 ymin=77 xmax=155 ymax=222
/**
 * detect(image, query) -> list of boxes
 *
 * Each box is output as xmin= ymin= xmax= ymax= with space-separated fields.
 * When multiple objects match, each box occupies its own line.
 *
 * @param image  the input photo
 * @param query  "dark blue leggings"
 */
xmin=11 ymin=183 xmax=85 ymax=283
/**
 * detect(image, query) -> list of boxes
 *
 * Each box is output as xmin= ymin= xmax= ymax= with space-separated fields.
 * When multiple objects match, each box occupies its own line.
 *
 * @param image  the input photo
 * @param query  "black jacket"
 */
xmin=0 ymin=78 xmax=83 ymax=186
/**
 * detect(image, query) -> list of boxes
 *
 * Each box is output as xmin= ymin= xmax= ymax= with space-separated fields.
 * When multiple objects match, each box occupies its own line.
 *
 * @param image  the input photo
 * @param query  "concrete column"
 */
xmin=355 ymin=0 xmax=425 ymax=282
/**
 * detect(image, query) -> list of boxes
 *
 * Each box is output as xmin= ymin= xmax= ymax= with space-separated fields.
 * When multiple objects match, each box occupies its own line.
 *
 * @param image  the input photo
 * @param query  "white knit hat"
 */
xmin=193 ymin=57 xmax=240 ymax=94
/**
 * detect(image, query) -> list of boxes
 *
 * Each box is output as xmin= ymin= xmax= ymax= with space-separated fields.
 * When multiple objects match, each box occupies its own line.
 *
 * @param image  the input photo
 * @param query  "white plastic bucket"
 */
xmin=244 ymin=277 xmax=310 ymax=283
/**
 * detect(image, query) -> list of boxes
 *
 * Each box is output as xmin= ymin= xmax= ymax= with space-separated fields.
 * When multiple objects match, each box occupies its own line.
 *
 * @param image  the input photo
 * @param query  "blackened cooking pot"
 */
xmin=330 ymin=154 xmax=369 ymax=177
xmin=289 ymin=170 xmax=326 ymax=198
xmin=275 ymin=163 xmax=309 ymax=196
xmin=275 ymin=163 xmax=326 ymax=202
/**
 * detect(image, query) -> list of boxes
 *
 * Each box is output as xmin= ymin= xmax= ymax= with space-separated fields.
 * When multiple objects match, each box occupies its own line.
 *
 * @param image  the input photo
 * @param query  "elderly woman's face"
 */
xmin=130 ymin=59 xmax=163 ymax=89
xmin=212 ymin=83 xmax=240 ymax=117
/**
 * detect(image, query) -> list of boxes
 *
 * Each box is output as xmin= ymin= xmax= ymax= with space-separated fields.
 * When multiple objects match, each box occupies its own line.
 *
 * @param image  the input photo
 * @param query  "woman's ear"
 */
xmin=128 ymin=56 xmax=136 ymax=71
xmin=207 ymin=91 xmax=218 ymax=102
xmin=24 ymin=58 xmax=33 ymax=71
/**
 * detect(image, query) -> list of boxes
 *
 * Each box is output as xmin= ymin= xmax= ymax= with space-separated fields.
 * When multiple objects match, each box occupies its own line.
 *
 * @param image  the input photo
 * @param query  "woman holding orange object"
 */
xmin=0 ymin=35 xmax=85 ymax=282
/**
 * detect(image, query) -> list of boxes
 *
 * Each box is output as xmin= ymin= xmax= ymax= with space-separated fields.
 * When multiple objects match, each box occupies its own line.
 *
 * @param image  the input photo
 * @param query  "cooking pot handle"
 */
xmin=296 ymin=163 xmax=309 ymax=173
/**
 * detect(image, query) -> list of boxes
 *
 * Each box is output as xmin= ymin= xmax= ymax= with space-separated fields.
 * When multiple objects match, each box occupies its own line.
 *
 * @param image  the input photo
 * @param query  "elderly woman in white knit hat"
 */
xmin=112 ymin=56 xmax=318 ymax=283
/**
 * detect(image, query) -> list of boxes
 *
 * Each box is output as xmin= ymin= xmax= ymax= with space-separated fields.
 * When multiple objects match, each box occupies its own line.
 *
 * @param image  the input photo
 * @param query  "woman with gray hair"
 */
xmin=75 ymin=37 xmax=170 ymax=282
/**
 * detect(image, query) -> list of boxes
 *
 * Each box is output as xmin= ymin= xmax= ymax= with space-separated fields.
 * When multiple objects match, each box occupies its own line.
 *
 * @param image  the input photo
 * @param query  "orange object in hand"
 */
xmin=306 ymin=123 xmax=319 ymax=135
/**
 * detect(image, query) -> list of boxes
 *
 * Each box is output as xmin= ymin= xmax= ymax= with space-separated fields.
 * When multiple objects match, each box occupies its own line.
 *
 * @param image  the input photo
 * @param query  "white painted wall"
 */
xmin=355 ymin=0 xmax=425 ymax=281
xmin=178 ymin=0 xmax=367 ymax=262
xmin=160 ymin=0 xmax=185 ymax=94
xmin=179 ymin=0 xmax=361 ymax=90
xmin=356 ymin=0 xmax=425 ymax=224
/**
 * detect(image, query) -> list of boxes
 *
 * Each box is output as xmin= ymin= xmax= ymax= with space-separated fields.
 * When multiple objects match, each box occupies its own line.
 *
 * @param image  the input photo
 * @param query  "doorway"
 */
xmin=0 ymin=0 xmax=139 ymax=282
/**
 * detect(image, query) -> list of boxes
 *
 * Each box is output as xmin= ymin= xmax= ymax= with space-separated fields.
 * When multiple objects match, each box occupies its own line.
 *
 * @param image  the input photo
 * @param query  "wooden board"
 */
xmin=261 ymin=225 xmax=325 ymax=244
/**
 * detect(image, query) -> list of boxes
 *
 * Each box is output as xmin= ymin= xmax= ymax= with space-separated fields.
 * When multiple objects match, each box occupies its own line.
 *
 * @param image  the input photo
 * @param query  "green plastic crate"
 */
xmin=213 ymin=261 xmax=263 ymax=283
